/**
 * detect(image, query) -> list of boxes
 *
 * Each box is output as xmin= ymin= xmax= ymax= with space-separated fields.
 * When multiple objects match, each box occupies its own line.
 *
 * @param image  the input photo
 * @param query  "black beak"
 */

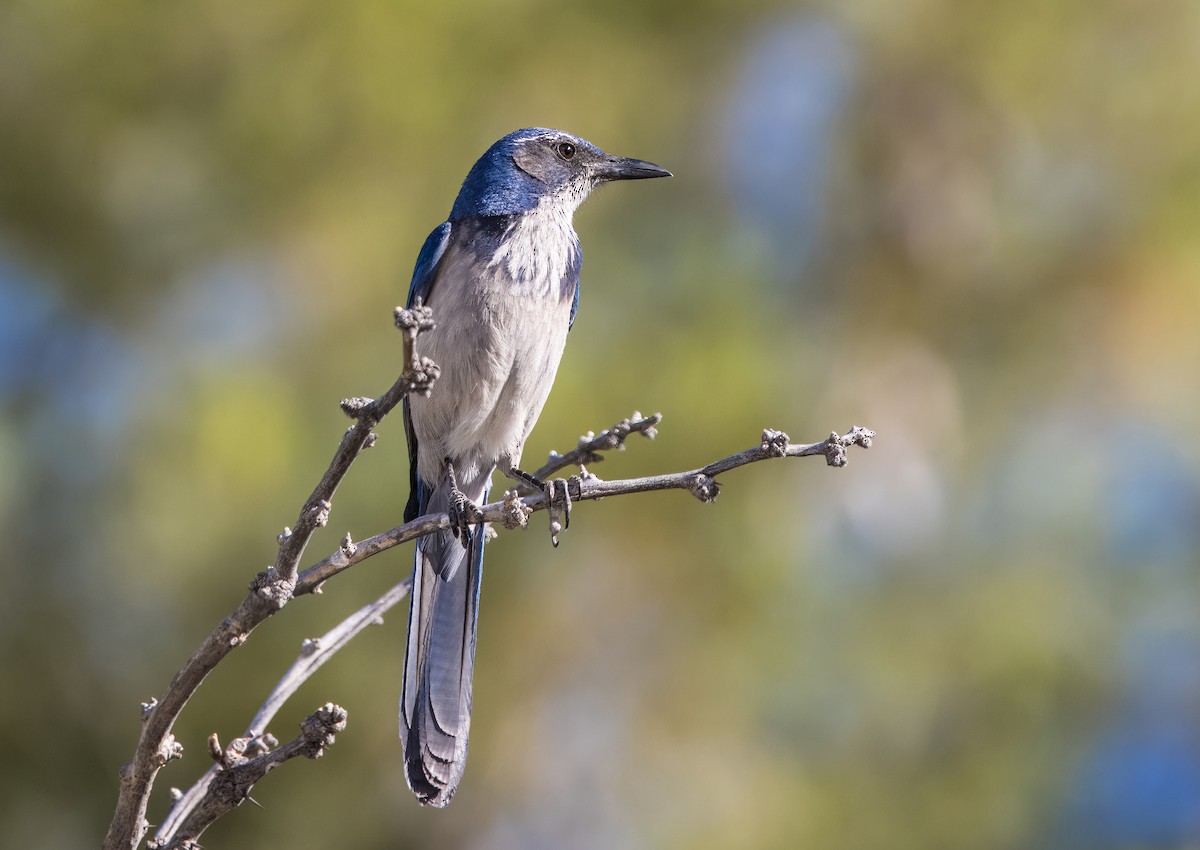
xmin=594 ymin=155 xmax=672 ymax=182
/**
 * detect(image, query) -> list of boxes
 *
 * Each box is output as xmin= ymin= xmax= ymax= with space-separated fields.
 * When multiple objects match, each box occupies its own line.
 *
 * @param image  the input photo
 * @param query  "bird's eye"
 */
xmin=557 ymin=142 xmax=576 ymax=160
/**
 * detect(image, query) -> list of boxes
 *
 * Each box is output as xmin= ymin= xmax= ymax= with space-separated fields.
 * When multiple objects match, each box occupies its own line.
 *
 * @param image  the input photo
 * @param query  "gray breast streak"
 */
xmin=408 ymin=217 xmax=579 ymax=486
xmin=489 ymin=194 xmax=582 ymax=295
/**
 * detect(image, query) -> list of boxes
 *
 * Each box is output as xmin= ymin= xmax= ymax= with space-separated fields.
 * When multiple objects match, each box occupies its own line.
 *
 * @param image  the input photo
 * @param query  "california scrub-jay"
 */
xmin=400 ymin=128 xmax=669 ymax=806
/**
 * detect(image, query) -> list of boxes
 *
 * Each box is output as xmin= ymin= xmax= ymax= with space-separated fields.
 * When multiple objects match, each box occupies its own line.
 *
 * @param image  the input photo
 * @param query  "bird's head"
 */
xmin=450 ymin=128 xmax=670 ymax=220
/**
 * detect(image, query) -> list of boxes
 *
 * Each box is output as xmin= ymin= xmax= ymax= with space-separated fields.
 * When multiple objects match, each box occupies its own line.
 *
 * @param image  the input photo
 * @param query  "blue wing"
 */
xmin=406 ymin=221 xmax=453 ymax=308
xmin=569 ymin=278 xmax=580 ymax=330
xmin=404 ymin=221 xmax=453 ymax=522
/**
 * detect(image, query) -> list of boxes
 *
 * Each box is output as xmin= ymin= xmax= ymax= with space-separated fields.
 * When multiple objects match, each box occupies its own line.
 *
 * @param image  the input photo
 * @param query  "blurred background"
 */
xmin=3 ymin=0 xmax=1199 ymax=847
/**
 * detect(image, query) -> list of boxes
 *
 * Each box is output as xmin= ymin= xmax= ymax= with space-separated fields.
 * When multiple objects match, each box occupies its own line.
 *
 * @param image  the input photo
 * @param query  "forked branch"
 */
xmin=103 ymin=306 xmax=436 ymax=850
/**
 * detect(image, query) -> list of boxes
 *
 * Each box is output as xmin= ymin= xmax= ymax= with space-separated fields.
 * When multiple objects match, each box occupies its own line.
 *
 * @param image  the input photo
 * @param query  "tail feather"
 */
xmin=401 ymin=471 xmax=489 ymax=807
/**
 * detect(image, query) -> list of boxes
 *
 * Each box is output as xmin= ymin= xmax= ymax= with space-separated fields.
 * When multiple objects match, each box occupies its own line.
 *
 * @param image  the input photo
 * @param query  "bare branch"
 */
xmin=531 ymin=411 xmax=662 ymax=481
xmin=153 ymin=579 xmax=412 ymax=845
xmin=295 ymin=425 xmax=875 ymax=593
xmin=150 ymin=704 xmax=348 ymax=850
xmin=102 ymin=306 xmax=435 ymax=850
xmin=277 ymin=304 xmax=437 ymax=586
xmin=252 ymin=578 xmax=412 ymax=734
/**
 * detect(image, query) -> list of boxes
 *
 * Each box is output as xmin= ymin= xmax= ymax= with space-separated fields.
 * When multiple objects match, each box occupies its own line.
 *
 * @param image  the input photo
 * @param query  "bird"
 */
xmin=399 ymin=128 xmax=670 ymax=807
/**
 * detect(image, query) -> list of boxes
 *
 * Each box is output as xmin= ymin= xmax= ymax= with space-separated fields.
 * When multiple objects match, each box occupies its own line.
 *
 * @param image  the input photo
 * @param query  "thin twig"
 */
xmin=531 ymin=411 xmax=662 ymax=481
xmin=152 ymin=704 xmax=348 ymax=850
xmin=295 ymin=425 xmax=875 ymax=593
xmin=102 ymin=306 xmax=436 ymax=850
xmin=153 ymin=581 xmax=410 ymax=848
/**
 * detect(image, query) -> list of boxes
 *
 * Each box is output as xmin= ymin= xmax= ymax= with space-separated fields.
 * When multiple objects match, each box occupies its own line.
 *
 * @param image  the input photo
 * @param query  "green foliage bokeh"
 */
xmin=2 ymin=1 xmax=1199 ymax=848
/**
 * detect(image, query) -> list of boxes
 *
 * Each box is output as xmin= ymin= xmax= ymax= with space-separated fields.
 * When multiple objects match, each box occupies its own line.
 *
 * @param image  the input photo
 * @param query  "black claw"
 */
xmin=554 ymin=478 xmax=572 ymax=530
xmin=510 ymin=467 xmax=575 ymax=546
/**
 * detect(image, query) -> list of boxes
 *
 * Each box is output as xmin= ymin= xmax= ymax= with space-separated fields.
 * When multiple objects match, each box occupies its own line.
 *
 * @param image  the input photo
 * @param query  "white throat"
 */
xmin=489 ymin=191 xmax=585 ymax=294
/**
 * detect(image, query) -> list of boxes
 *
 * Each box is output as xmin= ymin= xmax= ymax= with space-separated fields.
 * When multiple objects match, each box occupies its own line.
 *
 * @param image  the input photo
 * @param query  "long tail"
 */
xmin=400 ymin=469 xmax=490 ymax=807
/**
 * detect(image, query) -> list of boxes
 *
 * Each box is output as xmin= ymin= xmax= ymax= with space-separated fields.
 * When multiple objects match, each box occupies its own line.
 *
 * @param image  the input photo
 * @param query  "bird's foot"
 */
xmin=445 ymin=459 xmax=483 ymax=548
xmin=509 ymin=468 xmax=578 ymax=548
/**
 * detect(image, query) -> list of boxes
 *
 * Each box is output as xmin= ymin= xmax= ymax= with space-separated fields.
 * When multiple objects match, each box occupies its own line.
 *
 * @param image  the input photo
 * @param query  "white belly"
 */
xmin=409 ymin=241 xmax=574 ymax=485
